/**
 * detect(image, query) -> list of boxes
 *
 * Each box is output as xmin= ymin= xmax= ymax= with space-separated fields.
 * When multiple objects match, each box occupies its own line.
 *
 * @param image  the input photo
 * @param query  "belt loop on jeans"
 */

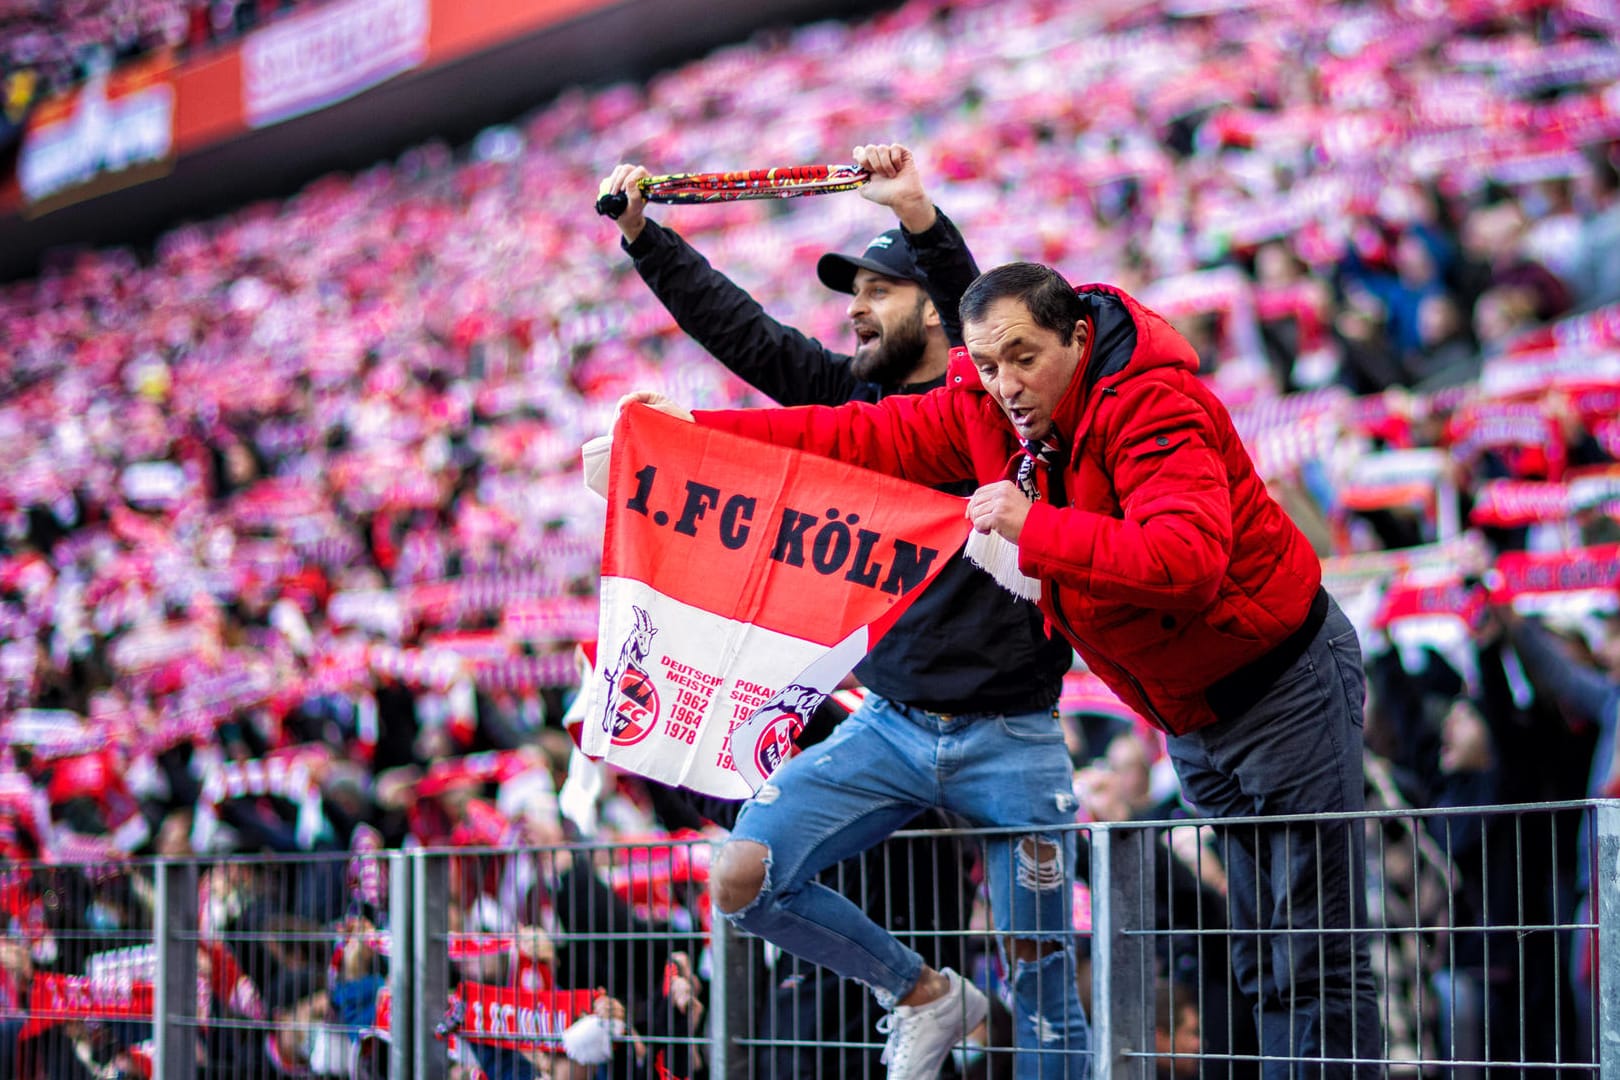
xmin=897 ymin=695 xmax=1056 ymax=719
xmin=1203 ymin=585 xmax=1331 ymax=724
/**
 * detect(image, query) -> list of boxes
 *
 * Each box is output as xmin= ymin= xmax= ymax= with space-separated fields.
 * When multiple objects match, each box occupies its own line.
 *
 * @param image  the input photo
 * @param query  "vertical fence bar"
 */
xmin=1597 ymin=802 xmax=1620 ymax=1080
xmin=709 ymin=841 xmax=752 ymax=1080
xmin=390 ymin=852 xmax=414 ymax=1080
xmin=152 ymin=859 xmax=198 ymax=1080
xmin=413 ymin=851 xmax=450 ymax=1080
xmin=1092 ymin=823 xmax=1155 ymax=1080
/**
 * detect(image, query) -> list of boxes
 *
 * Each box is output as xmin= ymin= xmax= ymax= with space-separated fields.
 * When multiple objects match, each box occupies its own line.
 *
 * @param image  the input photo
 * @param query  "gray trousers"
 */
xmin=1168 ymin=601 xmax=1383 ymax=1080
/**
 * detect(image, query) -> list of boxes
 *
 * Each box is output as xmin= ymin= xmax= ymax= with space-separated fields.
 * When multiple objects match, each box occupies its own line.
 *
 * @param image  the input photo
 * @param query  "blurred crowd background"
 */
xmin=1 ymin=0 xmax=1619 ymax=1075
xmin=2 ymin=0 xmax=323 ymax=102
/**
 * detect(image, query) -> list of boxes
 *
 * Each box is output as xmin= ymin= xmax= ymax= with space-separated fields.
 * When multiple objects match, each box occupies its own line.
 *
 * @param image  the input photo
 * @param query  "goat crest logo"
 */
xmin=749 ymin=683 xmax=823 ymax=779
xmin=602 ymin=606 xmax=660 ymax=747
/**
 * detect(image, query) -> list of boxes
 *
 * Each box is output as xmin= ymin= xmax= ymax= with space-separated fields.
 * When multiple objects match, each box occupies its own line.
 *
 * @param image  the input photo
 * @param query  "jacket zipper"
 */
xmin=1047 ymin=582 xmax=1173 ymax=734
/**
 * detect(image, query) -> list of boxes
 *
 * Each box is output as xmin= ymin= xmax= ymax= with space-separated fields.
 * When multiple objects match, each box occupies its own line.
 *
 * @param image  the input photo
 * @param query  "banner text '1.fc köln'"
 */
xmin=579 ymin=405 xmax=972 ymax=798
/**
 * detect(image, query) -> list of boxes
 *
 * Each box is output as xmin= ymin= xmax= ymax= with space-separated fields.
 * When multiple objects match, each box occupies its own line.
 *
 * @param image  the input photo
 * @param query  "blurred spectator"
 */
xmin=1568 ymin=149 xmax=1620 ymax=312
xmin=1340 ymin=224 xmax=1453 ymax=366
xmin=1154 ymin=978 xmax=1201 ymax=1080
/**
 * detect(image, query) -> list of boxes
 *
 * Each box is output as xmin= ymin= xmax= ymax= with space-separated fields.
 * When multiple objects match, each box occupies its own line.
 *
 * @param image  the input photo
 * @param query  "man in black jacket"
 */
xmin=600 ymin=145 xmax=1083 ymax=1079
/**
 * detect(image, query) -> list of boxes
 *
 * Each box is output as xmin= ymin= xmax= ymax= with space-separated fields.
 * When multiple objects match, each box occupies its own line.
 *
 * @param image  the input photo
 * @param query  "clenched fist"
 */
xmin=966 ymin=480 xmax=1033 ymax=542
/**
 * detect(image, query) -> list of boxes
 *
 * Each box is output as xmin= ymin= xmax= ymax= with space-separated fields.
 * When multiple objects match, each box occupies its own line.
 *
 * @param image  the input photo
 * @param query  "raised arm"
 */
xmin=853 ymin=143 xmax=981 ymax=349
xmin=602 ymin=143 xmax=981 ymax=406
xmin=703 ymin=387 xmax=978 ymax=490
xmin=907 ymin=208 xmax=980 ymax=349
xmin=603 ymin=180 xmax=861 ymax=406
xmin=1504 ymin=613 xmax=1617 ymax=727
xmin=624 ymin=388 xmax=979 ymax=490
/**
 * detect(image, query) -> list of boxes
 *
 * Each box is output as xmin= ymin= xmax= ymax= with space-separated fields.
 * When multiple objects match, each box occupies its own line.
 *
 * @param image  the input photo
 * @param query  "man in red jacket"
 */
xmin=628 ymin=261 xmax=1380 ymax=1080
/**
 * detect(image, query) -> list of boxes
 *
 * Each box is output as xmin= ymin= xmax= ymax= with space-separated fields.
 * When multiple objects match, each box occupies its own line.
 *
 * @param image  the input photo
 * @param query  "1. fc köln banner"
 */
xmin=580 ymin=404 xmax=971 ymax=798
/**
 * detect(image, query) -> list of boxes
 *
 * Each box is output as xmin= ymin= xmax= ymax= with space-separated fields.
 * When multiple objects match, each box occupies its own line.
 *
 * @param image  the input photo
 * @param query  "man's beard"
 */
xmin=850 ymin=301 xmax=929 ymax=387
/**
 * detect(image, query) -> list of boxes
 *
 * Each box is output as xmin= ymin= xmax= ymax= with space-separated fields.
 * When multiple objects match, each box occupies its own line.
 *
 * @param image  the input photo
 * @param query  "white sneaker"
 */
xmin=876 ymin=968 xmax=990 ymax=1079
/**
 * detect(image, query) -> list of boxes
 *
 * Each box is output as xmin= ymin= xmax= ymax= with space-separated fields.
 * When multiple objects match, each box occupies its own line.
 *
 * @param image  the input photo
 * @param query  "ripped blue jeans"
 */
xmin=727 ymin=692 xmax=1090 ymax=1079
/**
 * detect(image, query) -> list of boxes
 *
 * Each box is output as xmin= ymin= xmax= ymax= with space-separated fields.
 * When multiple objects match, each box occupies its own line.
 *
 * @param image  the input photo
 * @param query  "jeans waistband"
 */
xmin=887 ymin=694 xmax=1059 ymax=724
xmin=1204 ymin=585 xmax=1331 ymax=724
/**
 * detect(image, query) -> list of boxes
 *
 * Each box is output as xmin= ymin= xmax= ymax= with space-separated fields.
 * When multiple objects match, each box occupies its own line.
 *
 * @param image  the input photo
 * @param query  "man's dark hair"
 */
xmin=961 ymin=262 xmax=1085 ymax=345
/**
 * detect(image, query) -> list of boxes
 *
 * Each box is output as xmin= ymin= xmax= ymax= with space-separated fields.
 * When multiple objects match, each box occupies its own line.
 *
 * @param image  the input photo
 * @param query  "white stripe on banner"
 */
xmin=580 ymin=577 xmax=868 ymax=799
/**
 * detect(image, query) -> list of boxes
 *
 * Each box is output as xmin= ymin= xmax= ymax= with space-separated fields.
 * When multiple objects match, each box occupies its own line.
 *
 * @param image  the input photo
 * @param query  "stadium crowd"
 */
xmin=1 ymin=0 xmax=324 ymax=103
xmin=1 ymin=0 xmax=1620 ymax=1074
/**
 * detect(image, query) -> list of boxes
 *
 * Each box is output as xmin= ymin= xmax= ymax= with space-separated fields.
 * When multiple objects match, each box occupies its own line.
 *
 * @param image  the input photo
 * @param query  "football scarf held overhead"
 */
xmin=581 ymin=405 xmax=971 ymax=798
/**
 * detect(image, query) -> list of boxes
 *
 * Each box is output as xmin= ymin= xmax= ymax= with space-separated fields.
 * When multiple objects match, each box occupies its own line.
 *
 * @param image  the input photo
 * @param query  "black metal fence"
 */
xmin=0 ymin=860 xmax=157 ymax=1079
xmin=1 ymin=801 xmax=1615 ymax=1079
xmin=1087 ymin=801 xmax=1619 ymax=1080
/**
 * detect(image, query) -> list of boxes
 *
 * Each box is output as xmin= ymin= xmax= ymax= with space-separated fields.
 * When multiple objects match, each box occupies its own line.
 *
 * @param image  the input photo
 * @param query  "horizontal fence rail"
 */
xmin=0 ymin=800 xmax=1612 ymax=1079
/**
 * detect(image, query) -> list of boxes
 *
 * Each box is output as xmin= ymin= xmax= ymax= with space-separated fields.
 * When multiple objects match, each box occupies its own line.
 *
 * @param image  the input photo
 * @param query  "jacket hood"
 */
xmin=947 ymin=284 xmax=1201 ymax=448
xmin=1050 ymin=284 xmax=1201 ymax=445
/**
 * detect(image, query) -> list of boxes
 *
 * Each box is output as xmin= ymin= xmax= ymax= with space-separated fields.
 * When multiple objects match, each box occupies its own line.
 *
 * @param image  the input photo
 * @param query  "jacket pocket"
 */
xmin=1200 ymin=579 xmax=1267 ymax=646
xmin=1124 ymin=430 xmax=1192 ymax=460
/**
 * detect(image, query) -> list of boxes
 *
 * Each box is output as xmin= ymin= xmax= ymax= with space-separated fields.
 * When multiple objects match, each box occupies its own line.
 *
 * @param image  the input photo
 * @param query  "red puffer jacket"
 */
xmin=696 ymin=284 xmax=1322 ymax=735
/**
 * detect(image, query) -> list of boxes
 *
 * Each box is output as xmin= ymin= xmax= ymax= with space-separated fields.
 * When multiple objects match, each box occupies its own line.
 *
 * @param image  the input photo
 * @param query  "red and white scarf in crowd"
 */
xmin=1491 ymin=544 xmax=1620 ymax=617
xmin=1470 ymin=468 xmax=1620 ymax=528
xmin=1371 ymin=544 xmax=1620 ymax=636
xmin=19 ymin=971 xmax=155 ymax=1040
xmin=191 ymin=746 xmax=330 ymax=851
xmin=578 ymin=405 xmax=969 ymax=797
xmin=443 ymin=983 xmax=595 ymax=1052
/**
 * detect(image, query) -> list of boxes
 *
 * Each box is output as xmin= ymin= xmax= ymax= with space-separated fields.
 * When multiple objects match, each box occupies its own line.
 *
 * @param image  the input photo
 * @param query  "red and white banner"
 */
xmin=1490 ymin=544 xmax=1620 ymax=616
xmin=579 ymin=406 xmax=970 ymax=797
xmin=1470 ymin=471 xmax=1620 ymax=528
xmin=1470 ymin=479 xmax=1579 ymax=527
xmin=450 ymin=983 xmax=595 ymax=1051
xmin=1058 ymin=671 xmax=1136 ymax=724
xmin=16 ymin=53 xmax=176 ymax=211
xmin=1445 ymin=402 xmax=1566 ymax=479
xmin=21 ymin=972 xmax=154 ymax=1039
xmin=1480 ymin=346 xmax=1620 ymax=400
xmin=1320 ymin=536 xmax=1491 ymax=597
xmin=1375 ymin=576 xmax=1486 ymax=631
xmin=243 ymin=0 xmax=430 ymax=128
xmin=192 ymin=746 xmax=329 ymax=851
xmin=1336 ymin=448 xmax=1450 ymax=511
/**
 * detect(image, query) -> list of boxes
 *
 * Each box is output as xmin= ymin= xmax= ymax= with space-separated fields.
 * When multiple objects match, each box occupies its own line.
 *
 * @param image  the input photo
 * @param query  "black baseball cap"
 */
xmin=816 ymin=229 xmax=920 ymax=294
